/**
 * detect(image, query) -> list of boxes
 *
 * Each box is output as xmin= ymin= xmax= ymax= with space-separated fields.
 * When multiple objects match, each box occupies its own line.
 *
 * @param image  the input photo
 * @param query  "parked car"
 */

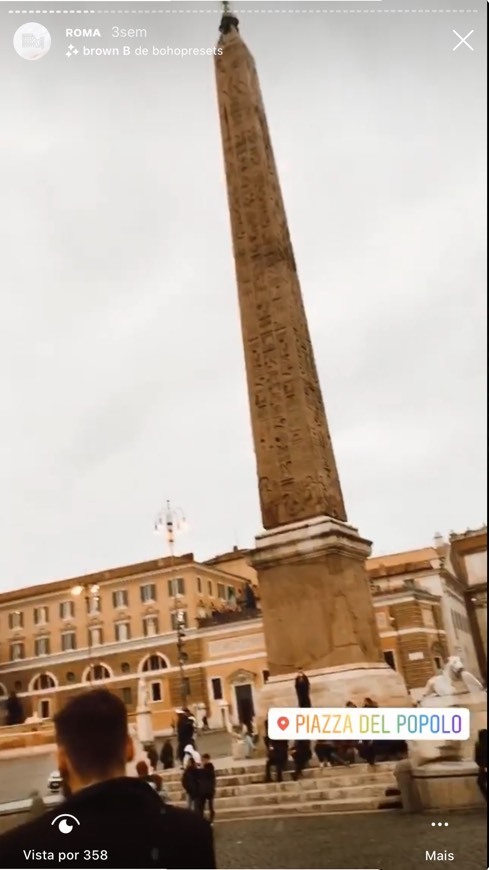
xmin=47 ymin=770 xmax=63 ymax=794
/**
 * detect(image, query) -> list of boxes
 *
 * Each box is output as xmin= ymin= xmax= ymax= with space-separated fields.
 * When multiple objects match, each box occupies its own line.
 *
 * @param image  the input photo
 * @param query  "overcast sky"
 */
xmin=0 ymin=1 xmax=486 ymax=591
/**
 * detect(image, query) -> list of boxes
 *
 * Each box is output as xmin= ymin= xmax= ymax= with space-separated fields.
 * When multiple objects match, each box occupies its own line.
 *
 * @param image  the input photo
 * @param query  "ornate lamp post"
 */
xmin=154 ymin=501 xmax=189 ymax=706
xmin=71 ymin=582 xmax=100 ymax=685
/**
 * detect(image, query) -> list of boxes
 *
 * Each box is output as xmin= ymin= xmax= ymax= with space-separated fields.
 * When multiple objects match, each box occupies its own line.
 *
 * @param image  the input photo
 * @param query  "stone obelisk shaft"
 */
xmin=215 ymin=22 xmax=346 ymax=532
xmin=214 ymin=16 xmax=403 ymax=700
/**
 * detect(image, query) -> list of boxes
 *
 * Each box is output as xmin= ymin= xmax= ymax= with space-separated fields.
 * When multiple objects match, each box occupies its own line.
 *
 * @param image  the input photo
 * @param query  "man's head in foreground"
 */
xmin=55 ymin=689 xmax=134 ymax=795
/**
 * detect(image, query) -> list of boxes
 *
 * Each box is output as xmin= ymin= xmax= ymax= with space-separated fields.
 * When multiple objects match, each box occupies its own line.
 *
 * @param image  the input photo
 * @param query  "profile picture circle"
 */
xmin=13 ymin=23 xmax=51 ymax=61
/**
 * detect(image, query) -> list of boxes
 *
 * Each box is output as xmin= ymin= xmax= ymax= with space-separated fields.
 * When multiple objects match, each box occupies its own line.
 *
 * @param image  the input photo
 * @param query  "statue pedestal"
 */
xmin=136 ymin=707 xmax=153 ymax=745
xmin=409 ymin=690 xmax=487 ymax=767
xmin=253 ymin=516 xmax=410 ymax=715
xmin=126 ymin=723 xmax=151 ymax=777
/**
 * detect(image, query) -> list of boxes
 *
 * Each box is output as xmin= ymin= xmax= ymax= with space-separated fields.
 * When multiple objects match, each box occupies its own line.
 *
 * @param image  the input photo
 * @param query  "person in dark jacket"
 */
xmin=291 ymin=740 xmax=312 ymax=780
xmin=198 ymin=753 xmax=216 ymax=823
xmin=182 ymin=756 xmax=201 ymax=813
xmin=475 ymin=728 xmax=487 ymax=801
xmin=6 ymin=691 xmax=24 ymax=726
xmin=177 ymin=710 xmax=195 ymax=764
xmin=160 ymin=739 xmax=175 ymax=770
xmin=0 ymin=689 xmax=215 ymax=869
xmin=265 ymin=737 xmax=289 ymax=783
xmin=295 ymin=669 xmax=311 ymax=708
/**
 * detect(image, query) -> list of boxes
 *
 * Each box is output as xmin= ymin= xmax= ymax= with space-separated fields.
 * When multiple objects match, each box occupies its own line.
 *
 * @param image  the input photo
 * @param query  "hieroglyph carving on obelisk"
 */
xmin=215 ymin=14 xmax=347 ymax=532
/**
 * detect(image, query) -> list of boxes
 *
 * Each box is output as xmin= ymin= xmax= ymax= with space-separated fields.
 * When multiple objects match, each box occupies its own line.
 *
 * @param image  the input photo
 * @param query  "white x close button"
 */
xmin=453 ymin=29 xmax=474 ymax=51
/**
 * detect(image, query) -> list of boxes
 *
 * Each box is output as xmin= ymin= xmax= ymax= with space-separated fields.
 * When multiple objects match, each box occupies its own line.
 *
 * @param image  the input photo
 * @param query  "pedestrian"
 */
xmin=475 ymin=728 xmax=487 ymax=801
xmin=182 ymin=756 xmax=201 ymax=813
xmin=264 ymin=732 xmax=288 ymax=783
xmin=198 ymin=754 xmax=216 ymax=824
xmin=183 ymin=743 xmax=201 ymax=768
xmin=27 ymin=790 xmax=45 ymax=821
xmin=294 ymin=669 xmax=311 ymax=708
xmin=202 ymin=713 xmax=210 ymax=731
xmin=177 ymin=709 xmax=195 ymax=764
xmin=291 ymin=740 xmax=312 ymax=780
xmin=0 ymin=689 xmax=215 ymax=869
xmin=135 ymin=760 xmax=164 ymax=796
xmin=145 ymin=744 xmax=159 ymax=771
xmin=160 ymin=739 xmax=175 ymax=770
xmin=6 ymin=691 xmax=24 ymax=726
xmin=315 ymin=740 xmax=350 ymax=768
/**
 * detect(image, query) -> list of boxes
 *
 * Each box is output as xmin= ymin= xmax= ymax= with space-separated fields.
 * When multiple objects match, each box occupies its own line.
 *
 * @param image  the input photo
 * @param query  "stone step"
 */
xmin=198 ymin=784 xmax=394 ymax=809
xmin=169 ymin=794 xmax=402 ymax=819
xmin=162 ymin=771 xmax=396 ymax=796
xmin=160 ymin=760 xmax=397 ymax=783
xmin=161 ymin=763 xmax=397 ymax=790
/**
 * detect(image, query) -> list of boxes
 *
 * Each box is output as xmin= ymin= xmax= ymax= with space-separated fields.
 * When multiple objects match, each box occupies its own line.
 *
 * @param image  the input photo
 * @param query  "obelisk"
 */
xmin=215 ymin=9 xmax=408 ymax=708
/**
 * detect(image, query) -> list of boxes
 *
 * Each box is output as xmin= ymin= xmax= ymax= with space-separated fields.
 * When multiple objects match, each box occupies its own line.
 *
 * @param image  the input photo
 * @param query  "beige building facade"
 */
xmin=0 ymin=531 xmax=485 ymax=731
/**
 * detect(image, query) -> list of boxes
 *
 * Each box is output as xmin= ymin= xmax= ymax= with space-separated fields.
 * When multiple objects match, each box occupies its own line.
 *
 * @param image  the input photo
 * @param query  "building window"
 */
xmin=8 ymin=611 xmax=23 ymax=630
xmin=143 ymin=616 xmax=159 ymax=637
xmin=59 ymin=600 xmax=75 ymax=620
xmin=197 ymin=576 xmax=202 ymax=594
xmin=226 ymin=586 xmax=236 ymax=601
xmin=150 ymin=681 xmax=162 ymax=702
xmin=168 ymin=577 xmax=185 ymax=597
xmin=112 ymin=589 xmax=128 ymax=609
xmin=140 ymin=583 xmax=156 ymax=603
xmin=14 ymin=680 xmax=22 ymax=692
xmin=39 ymin=699 xmax=51 ymax=719
xmin=183 ymin=677 xmax=191 ymax=697
xmin=61 ymin=631 xmax=76 ymax=652
xmin=142 ymin=653 xmax=168 ymax=672
xmin=89 ymin=627 xmax=103 ymax=647
xmin=91 ymin=664 xmax=111 ymax=681
xmin=10 ymin=642 xmax=25 ymax=661
xmin=32 ymin=673 xmax=56 ymax=691
xmin=34 ymin=606 xmax=49 ymax=625
xmin=262 ymin=669 xmax=270 ymax=684
xmin=115 ymin=621 xmax=131 ymax=642
xmin=211 ymin=678 xmax=223 ymax=701
xmin=121 ymin=662 xmax=131 ymax=674
xmin=207 ymin=580 xmax=213 ymax=596
xmin=376 ymin=613 xmax=387 ymax=629
xmin=217 ymin=583 xmax=226 ymax=600
xmin=383 ymin=650 xmax=396 ymax=670
xmin=423 ymin=609 xmax=435 ymax=628
xmin=171 ymin=610 xmax=188 ymax=630
xmin=434 ymin=656 xmax=443 ymax=670
xmin=66 ymin=671 xmax=76 ymax=683
xmin=34 ymin=637 xmax=50 ymax=657
xmin=87 ymin=595 xmax=101 ymax=615
xmin=122 ymin=687 xmax=133 ymax=706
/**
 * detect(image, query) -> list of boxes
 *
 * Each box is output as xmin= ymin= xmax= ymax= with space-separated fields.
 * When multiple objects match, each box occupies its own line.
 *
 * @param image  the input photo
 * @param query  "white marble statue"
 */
xmin=137 ymin=677 xmax=149 ymax=710
xmin=422 ymin=655 xmax=484 ymax=700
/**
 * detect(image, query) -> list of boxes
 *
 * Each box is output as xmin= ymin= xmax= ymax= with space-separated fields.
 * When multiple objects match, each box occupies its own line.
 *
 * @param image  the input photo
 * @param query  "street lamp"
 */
xmin=71 ymin=583 xmax=100 ymax=685
xmin=154 ymin=501 xmax=189 ymax=706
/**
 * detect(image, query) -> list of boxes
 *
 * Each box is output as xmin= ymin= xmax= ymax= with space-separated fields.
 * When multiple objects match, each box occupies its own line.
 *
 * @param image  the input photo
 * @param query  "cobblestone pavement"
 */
xmin=1 ymin=809 xmax=486 ymax=869
xmin=213 ymin=811 xmax=486 ymax=870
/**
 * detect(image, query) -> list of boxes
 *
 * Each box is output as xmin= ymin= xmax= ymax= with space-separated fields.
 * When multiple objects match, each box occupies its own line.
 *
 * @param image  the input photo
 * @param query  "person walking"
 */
xmin=177 ymin=709 xmax=195 ymax=765
xmin=0 ymin=689 xmax=215 ymax=869
xmin=291 ymin=740 xmax=312 ymax=780
xmin=182 ymin=756 xmax=201 ymax=813
xmin=160 ymin=739 xmax=175 ymax=770
xmin=475 ymin=728 xmax=487 ymax=801
xmin=198 ymin=754 xmax=216 ymax=824
xmin=294 ymin=669 xmax=311 ymax=708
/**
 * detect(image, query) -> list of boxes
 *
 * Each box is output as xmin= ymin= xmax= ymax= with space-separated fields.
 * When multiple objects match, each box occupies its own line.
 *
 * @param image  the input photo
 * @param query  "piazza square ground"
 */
xmin=0 ymin=806 xmax=486 ymax=870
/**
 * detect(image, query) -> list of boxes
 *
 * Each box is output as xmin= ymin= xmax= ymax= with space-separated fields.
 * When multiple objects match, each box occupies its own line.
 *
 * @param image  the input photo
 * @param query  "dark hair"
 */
xmin=54 ymin=689 xmax=128 ymax=778
xmin=202 ymin=753 xmax=210 ymax=760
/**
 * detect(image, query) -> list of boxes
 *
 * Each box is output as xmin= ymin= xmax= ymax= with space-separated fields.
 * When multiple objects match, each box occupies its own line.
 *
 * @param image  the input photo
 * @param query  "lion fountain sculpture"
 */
xmin=421 ymin=655 xmax=484 ymax=701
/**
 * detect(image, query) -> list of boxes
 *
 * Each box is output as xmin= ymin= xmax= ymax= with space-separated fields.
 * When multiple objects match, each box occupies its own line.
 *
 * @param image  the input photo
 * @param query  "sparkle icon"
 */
xmin=66 ymin=45 xmax=79 ymax=58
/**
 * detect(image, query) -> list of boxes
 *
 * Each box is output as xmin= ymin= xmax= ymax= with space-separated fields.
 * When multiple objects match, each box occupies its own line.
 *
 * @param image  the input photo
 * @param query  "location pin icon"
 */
xmin=277 ymin=716 xmax=289 ymax=731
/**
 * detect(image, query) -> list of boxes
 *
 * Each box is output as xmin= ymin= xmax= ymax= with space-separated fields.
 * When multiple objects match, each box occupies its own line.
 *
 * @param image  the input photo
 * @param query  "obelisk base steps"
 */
xmin=251 ymin=515 xmax=411 ymax=714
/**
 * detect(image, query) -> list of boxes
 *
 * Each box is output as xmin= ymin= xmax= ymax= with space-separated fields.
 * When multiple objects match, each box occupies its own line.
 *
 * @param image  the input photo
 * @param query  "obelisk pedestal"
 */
xmin=252 ymin=516 xmax=409 ymax=714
